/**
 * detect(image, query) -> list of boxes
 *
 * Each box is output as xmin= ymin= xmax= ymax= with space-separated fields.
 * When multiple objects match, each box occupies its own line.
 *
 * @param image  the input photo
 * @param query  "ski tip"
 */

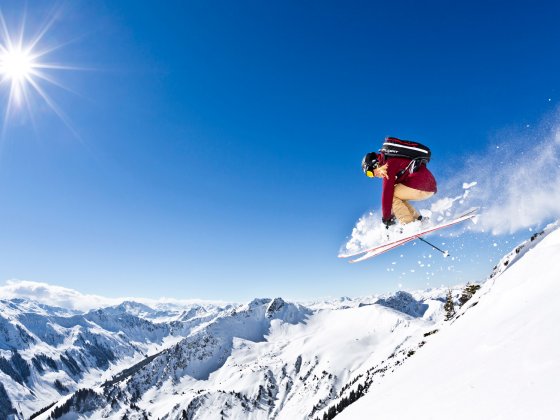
xmin=464 ymin=207 xmax=479 ymax=216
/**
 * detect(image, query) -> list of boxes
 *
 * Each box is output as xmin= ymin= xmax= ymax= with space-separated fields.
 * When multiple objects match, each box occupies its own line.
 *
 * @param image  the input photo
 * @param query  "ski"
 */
xmin=349 ymin=236 xmax=416 ymax=263
xmin=339 ymin=208 xmax=478 ymax=262
xmin=348 ymin=209 xmax=477 ymax=263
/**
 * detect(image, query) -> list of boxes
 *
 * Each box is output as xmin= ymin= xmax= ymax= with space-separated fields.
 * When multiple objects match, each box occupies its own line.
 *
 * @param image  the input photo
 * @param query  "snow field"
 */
xmin=339 ymin=226 xmax=560 ymax=420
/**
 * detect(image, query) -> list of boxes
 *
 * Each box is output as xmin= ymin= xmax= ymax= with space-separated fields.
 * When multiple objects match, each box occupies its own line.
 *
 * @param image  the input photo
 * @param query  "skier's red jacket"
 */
xmin=378 ymin=154 xmax=437 ymax=220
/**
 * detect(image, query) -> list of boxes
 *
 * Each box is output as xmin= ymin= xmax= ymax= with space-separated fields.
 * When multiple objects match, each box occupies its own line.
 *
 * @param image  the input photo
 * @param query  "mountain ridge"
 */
xmin=1 ymin=223 xmax=557 ymax=419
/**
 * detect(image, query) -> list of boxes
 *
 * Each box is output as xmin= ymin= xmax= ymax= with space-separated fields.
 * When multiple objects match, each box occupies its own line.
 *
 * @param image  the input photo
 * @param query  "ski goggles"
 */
xmin=362 ymin=152 xmax=379 ymax=177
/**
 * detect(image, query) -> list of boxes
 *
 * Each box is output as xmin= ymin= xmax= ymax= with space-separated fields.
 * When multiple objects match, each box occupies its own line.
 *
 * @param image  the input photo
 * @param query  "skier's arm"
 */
xmin=381 ymin=170 xmax=396 ymax=221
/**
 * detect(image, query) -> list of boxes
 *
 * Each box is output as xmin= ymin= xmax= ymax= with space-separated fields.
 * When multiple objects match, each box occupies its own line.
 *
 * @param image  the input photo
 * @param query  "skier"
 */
xmin=362 ymin=145 xmax=437 ymax=228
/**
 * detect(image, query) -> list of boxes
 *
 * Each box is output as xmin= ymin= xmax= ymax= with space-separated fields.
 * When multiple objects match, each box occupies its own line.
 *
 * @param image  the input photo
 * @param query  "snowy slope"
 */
xmin=27 ymin=294 xmax=447 ymax=420
xmin=338 ymin=223 xmax=560 ymax=420
xmin=5 ymin=224 xmax=557 ymax=420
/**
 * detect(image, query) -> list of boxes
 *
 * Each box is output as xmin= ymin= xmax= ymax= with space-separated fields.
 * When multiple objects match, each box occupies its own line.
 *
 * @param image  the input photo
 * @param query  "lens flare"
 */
xmin=1 ymin=47 xmax=33 ymax=80
xmin=0 ymin=9 xmax=80 ymax=135
xmin=0 ymin=45 xmax=37 ymax=105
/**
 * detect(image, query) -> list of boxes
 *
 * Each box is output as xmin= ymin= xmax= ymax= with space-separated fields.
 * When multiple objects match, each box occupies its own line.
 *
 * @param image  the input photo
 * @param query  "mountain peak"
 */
xmin=375 ymin=291 xmax=429 ymax=318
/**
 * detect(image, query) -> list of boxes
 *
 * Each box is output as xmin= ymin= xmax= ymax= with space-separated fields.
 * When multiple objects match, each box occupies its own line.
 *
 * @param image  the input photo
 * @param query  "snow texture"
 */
xmin=1 ymin=223 xmax=559 ymax=419
xmin=338 ymin=223 xmax=560 ymax=420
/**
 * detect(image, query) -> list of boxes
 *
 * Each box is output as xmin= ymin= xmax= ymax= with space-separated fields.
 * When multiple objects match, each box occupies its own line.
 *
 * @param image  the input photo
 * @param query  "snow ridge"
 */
xmin=336 ymin=223 xmax=560 ymax=420
xmin=2 ymin=224 xmax=558 ymax=419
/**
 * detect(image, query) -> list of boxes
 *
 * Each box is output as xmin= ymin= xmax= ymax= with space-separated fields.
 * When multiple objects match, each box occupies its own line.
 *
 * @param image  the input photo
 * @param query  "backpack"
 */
xmin=379 ymin=137 xmax=431 ymax=177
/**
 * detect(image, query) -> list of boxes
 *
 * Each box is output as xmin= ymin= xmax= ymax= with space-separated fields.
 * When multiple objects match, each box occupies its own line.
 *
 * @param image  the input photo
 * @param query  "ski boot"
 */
xmin=382 ymin=217 xmax=403 ymax=242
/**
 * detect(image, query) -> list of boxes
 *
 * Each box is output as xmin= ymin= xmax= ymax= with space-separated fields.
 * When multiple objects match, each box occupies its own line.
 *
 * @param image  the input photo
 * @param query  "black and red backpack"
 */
xmin=379 ymin=137 xmax=431 ymax=176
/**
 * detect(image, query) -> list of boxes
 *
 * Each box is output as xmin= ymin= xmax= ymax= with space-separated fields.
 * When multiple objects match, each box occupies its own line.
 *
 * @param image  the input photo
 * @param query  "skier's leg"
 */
xmin=403 ymin=200 xmax=420 ymax=220
xmin=393 ymin=184 xmax=434 ymax=224
xmin=392 ymin=196 xmax=416 ymax=224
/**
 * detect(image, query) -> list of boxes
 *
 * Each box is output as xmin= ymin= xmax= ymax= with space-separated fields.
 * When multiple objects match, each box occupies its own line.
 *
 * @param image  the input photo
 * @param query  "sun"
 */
xmin=0 ymin=9 xmax=79 ymax=134
xmin=1 ymin=47 xmax=34 ymax=81
xmin=0 ymin=45 xmax=37 ymax=104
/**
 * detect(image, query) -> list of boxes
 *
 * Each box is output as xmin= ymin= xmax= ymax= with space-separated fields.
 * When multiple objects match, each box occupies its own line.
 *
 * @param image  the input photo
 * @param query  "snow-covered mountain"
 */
xmin=1 ymin=223 xmax=558 ymax=420
xmin=336 ymin=222 xmax=560 ymax=420
xmin=0 ymin=289 xmax=452 ymax=419
xmin=0 ymin=298 xmax=227 ymax=419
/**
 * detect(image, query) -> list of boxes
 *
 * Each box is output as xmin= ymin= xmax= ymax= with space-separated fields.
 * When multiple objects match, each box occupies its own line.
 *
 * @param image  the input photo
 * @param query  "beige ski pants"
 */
xmin=393 ymin=184 xmax=434 ymax=224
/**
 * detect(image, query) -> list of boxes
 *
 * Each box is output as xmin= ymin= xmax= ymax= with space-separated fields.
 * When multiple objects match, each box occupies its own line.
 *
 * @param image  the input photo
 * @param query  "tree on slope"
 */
xmin=444 ymin=289 xmax=456 ymax=320
xmin=459 ymin=283 xmax=481 ymax=306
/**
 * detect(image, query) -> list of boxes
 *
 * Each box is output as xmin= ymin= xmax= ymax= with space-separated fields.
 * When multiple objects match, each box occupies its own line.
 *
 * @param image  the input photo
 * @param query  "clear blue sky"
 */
xmin=0 ymin=0 xmax=558 ymax=301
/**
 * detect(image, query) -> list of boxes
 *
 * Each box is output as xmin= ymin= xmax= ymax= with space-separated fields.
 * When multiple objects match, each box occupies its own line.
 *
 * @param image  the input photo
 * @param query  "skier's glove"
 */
xmin=382 ymin=217 xmax=396 ymax=228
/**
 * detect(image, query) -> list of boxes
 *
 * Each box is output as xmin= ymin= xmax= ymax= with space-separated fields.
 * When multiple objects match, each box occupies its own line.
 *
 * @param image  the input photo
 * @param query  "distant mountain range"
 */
xmin=1 ymin=222 xmax=557 ymax=420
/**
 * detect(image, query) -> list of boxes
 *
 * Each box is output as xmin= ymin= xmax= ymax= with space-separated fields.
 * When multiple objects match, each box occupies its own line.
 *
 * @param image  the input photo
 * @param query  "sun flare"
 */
xmin=0 ymin=45 xmax=38 ymax=105
xmin=0 ymin=10 xmax=78 ymax=133
xmin=0 ymin=47 xmax=35 ymax=81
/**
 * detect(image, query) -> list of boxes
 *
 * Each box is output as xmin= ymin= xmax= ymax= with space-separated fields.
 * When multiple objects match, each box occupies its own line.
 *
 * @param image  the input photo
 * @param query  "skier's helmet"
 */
xmin=362 ymin=152 xmax=379 ymax=178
